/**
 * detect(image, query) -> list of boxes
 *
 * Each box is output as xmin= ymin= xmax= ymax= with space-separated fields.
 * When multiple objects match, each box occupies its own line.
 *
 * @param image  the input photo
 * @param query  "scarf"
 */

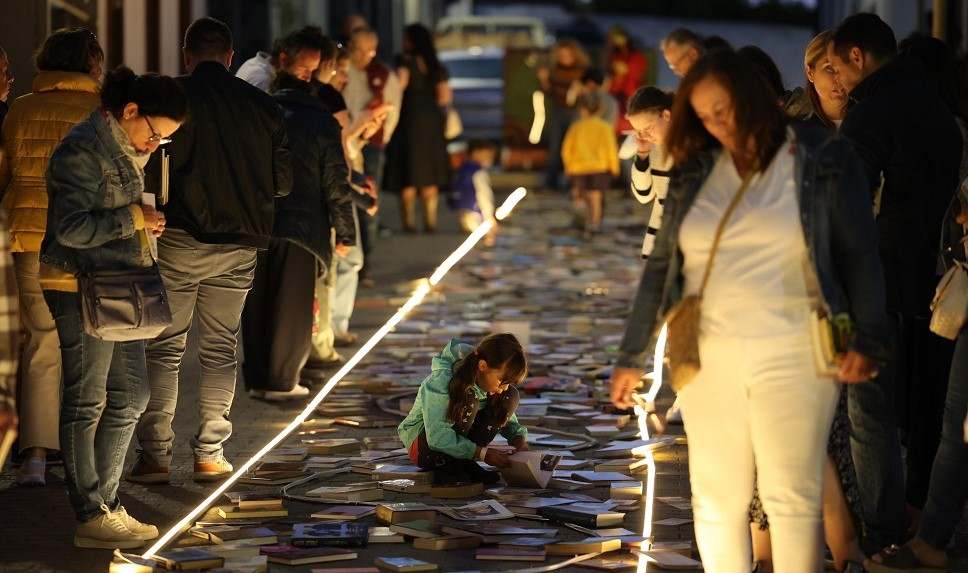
xmin=105 ymin=112 xmax=151 ymax=184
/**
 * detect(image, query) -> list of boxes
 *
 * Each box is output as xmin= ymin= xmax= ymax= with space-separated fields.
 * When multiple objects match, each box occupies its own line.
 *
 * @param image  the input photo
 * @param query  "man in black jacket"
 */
xmin=242 ymin=72 xmax=357 ymax=401
xmin=829 ymin=13 xmax=963 ymax=554
xmin=130 ymin=17 xmax=292 ymax=485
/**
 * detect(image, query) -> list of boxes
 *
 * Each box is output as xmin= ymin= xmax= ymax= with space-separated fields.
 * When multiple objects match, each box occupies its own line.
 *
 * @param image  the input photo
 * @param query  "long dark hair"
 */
xmin=665 ymin=48 xmax=786 ymax=170
xmin=403 ymin=23 xmax=444 ymax=81
xmin=446 ymin=333 xmax=528 ymax=425
xmin=101 ymin=67 xmax=188 ymax=121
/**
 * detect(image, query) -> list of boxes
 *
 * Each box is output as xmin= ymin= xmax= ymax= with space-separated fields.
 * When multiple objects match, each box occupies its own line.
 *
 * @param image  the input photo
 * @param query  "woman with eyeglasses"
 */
xmin=41 ymin=67 xmax=186 ymax=549
xmin=0 ymin=27 xmax=104 ymax=487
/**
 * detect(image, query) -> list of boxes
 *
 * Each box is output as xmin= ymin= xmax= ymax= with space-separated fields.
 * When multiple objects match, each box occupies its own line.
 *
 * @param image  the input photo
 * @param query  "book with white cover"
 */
xmin=499 ymin=451 xmax=562 ymax=488
xmin=435 ymin=500 xmax=514 ymax=521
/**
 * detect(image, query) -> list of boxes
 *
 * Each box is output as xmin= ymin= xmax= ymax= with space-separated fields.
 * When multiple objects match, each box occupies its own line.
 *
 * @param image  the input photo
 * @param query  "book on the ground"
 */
xmin=206 ymin=527 xmax=277 ymax=545
xmin=555 ymin=458 xmax=594 ymax=470
xmin=368 ymin=526 xmax=405 ymax=543
xmin=429 ymin=482 xmax=484 ymax=499
xmin=497 ymin=537 xmax=556 ymax=548
xmin=546 ymin=538 xmax=623 ymax=555
xmin=597 ymin=437 xmax=676 ymax=458
xmin=594 ymin=458 xmax=649 ymax=474
xmin=206 ymin=554 xmax=267 ymax=573
xmin=656 ymin=496 xmax=692 ymax=511
xmin=653 ymin=517 xmax=693 ymax=527
xmin=375 ymin=503 xmax=437 ymax=525
xmin=485 ymin=486 xmax=549 ymax=502
xmin=412 ymin=534 xmax=481 ymax=550
xmin=506 ymin=497 xmax=576 ymax=515
xmin=539 ymin=505 xmax=625 ymax=528
xmin=151 ymin=548 xmax=224 ymax=570
xmin=435 ymin=499 xmax=514 ymax=521
xmin=111 ymin=551 xmax=163 ymax=573
xmin=571 ymin=471 xmax=634 ymax=485
xmin=610 ymin=482 xmax=643 ymax=499
xmin=441 ymin=523 xmax=559 ymax=540
xmin=374 ymin=557 xmax=438 ymax=573
xmin=379 ymin=479 xmax=431 ymax=494
xmin=261 ymin=545 xmax=357 ymax=566
xmin=255 ymin=461 xmax=306 ymax=472
xmin=291 ymin=522 xmax=369 ymax=548
xmin=310 ymin=505 xmax=376 ymax=521
xmin=363 ymin=436 xmax=405 ymax=450
xmin=265 ymin=447 xmax=308 ymax=462
xmin=574 ymin=556 xmax=639 ymax=571
xmin=547 ymin=478 xmax=596 ymax=491
xmin=237 ymin=470 xmax=310 ymax=485
xmin=223 ymin=492 xmax=283 ymax=511
xmin=636 ymin=550 xmax=702 ymax=570
xmin=335 ymin=416 xmax=398 ymax=428
xmin=304 ymin=438 xmax=362 ymax=455
xmin=200 ymin=541 xmax=264 ymax=560
xmin=306 ymin=485 xmax=383 ymax=502
xmin=499 ymin=451 xmax=562 ymax=488
xmin=586 ymin=425 xmax=621 ymax=438
xmin=475 ymin=547 xmax=547 ymax=562
xmin=371 ymin=464 xmax=432 ymax=484
xmin=389 ymin=519 xmax=439 ymax=538
xmin=311 ymin=569 xmax=380 ymax=573
xmin=215 ymin=505 xmax=288 ymax=520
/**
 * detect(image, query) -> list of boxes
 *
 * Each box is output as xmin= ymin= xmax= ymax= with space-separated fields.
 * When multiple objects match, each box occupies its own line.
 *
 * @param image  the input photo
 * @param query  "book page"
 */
xmin=142 ymin=193 xmax=158 ymax=261
xmin=500 ymin=451 xmax=561 ymax=488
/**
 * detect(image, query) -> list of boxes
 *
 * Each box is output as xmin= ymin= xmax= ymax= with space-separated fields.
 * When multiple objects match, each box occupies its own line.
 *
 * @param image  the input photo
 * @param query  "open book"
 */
xmin=499 ymin=451 xmax=562 ymax=488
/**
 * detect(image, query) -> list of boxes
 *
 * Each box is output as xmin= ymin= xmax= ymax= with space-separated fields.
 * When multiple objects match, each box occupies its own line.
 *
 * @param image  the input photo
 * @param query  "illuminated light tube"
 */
xmin=140 ymin=189 xmax=529 ymax=560
xmin=528 ymin=91 xmax=546 ymax=144
xmin=635 ymin=322 xmax=668 ymax=573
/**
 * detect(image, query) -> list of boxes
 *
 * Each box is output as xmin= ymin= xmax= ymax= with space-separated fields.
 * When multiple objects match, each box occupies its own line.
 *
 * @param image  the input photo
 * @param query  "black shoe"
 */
xmin=457 ymin=459 xmax=501 ymax=486
xmin=433 ymin=464 xmax=474 ymax=485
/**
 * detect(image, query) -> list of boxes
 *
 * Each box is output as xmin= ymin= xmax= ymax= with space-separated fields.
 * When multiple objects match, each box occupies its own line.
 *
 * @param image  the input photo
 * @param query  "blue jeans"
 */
xmin=45 ymin=290 xmax=150 ymax=522
xmin=331 ymin=210 xmax=363 ymax=337
xmin=918 ymin=328 xmax=968 ymax=549
xmin=848 ymin=316 xmax=906 ymax=553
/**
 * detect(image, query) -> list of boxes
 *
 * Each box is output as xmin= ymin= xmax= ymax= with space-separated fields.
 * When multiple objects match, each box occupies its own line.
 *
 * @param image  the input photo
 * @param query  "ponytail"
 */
xmin=101 ymin=66 xmax=188 ymax=122
xmin=445 ymin=333 xmax=528 ymax=425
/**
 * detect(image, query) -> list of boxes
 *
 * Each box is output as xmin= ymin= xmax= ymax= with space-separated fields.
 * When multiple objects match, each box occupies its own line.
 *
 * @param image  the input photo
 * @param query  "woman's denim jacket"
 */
xmin=41 ymin=110 xmax=151 ymax=274
xmin=616 ymin=122 xmax=891 ymax=369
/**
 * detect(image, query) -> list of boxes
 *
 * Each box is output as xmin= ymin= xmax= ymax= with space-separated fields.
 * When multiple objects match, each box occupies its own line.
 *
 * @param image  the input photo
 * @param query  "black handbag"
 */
xmin=78 ymin=265 xmax=172 ymax=341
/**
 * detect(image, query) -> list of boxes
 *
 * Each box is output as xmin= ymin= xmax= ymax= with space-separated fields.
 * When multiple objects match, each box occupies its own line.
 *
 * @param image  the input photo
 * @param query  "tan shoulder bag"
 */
xmin=664 ymin=173 xmax=753 ymax=391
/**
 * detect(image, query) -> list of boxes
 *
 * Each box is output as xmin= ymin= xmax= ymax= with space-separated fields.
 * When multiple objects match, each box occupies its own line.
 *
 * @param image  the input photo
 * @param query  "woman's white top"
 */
xmin=679 ymin=131 xmax=812 ymax=338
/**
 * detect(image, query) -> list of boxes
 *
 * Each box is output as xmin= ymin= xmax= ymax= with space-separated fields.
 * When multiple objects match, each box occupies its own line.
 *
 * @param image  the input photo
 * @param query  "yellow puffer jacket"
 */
xmin=0 ymin=71 xmax=100 ymax=252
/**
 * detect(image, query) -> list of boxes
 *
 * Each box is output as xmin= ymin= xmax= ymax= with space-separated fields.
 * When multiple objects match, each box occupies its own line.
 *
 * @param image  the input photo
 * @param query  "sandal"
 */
xmin=866 ymin=545 xmax=947 ymax=573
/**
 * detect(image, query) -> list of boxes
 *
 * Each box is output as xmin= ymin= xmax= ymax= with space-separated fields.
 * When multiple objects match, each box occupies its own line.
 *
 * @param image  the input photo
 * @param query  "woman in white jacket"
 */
xmin=627 ymin=87 xmax=675 ymax=260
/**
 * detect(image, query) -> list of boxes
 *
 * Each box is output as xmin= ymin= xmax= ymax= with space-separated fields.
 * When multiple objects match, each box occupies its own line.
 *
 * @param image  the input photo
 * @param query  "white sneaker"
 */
xmin=74 ymin=504 xmax=144 ymax=549
xmin=248 ymin=385 xmax=310 ymax=402
xmin=116 ymin=506 xmax=159 ymax=540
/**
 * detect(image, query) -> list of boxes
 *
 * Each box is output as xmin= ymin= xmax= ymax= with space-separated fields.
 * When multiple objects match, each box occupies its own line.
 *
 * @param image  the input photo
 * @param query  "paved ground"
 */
xmin=2 ymin=177 xmax=966 ymax=573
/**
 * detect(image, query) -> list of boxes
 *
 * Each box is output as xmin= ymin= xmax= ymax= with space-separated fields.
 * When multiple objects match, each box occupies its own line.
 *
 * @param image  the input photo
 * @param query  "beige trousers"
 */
xmin=310 ymin=255 xmax=339 ymax=362
xmin=14 ymin=252 xmax=62 ymax=452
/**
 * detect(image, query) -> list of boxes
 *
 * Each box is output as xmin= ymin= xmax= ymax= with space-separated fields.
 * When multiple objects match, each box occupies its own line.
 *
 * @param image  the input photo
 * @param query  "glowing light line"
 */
xmin=528 ymin=91 xmax=546 ymax=145
xmin=635 ymin=323 xmax=668 ymax=573
xmin=141 ymin=188 xmax=528 ymax=559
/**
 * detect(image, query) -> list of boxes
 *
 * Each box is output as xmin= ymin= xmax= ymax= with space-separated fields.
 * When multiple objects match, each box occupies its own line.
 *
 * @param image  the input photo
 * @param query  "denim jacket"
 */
xmin=41 ymin=110 xmax=151 ymax=275
xmin=616 ymin=122 xmax=891 ymax=370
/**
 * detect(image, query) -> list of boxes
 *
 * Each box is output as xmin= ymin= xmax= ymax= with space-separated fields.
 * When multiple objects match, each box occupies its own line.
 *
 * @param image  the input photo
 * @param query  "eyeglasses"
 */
xmin=143 ymin=116 xmax=171 ymax=145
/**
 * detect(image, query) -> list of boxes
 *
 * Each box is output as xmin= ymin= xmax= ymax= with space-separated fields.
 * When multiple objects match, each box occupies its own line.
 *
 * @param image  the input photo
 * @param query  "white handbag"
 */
xmin=929 ymin=196 xmax=968 ymax=340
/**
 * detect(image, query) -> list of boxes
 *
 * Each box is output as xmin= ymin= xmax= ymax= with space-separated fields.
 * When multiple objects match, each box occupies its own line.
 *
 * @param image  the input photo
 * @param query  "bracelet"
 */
xmin=478 ymin=446 xmax=488 ymax=462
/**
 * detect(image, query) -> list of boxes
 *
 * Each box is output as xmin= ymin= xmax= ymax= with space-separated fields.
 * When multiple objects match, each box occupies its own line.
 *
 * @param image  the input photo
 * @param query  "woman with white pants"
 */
xmin=611 ymin=50 xmax=890 ymax=571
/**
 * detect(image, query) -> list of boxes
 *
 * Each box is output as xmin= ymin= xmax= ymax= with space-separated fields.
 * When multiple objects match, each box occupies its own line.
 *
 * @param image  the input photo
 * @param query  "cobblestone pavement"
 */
xmin=1 ymin=187 xmax=965 ymax=573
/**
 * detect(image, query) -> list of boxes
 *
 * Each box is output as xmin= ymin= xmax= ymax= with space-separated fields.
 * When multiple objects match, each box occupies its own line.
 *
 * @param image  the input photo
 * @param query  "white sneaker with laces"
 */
xmin=74 ymin=504 xmax=144 ymax=549
xmin=248 ymin=385 xmax=310 ymax=402
xmin=116 ymin=506 xmax=159 ymax=540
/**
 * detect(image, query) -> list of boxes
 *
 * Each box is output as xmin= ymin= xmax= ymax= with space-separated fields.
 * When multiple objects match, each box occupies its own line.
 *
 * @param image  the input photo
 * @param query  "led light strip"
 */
xmin=140 ymin=187 xmax=528 ymax=559
xmin=529 ymin=91 xmax=546 ymax=145
xmin=635 ymin=323 xmax=669 ymax=573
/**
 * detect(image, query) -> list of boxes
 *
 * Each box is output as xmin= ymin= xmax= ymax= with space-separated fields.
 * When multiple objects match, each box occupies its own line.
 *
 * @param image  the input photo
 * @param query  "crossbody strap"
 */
xmin=697 ymin=173 xmax=755 ymax=297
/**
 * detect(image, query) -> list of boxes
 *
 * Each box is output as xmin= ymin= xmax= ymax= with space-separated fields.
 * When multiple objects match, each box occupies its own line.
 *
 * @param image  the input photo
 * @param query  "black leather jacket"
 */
xmin=272 ymin=87 xmax=356 ymax=269
xmin=145 ymin=61 xmax=292 ymax=249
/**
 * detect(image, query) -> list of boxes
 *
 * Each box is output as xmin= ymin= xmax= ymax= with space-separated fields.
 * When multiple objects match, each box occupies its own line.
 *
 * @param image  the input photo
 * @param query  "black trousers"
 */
xmin=414 ymin=387 xmax=520 ymax=476
xmin=242 ymin=238 xmax=317 ymax=392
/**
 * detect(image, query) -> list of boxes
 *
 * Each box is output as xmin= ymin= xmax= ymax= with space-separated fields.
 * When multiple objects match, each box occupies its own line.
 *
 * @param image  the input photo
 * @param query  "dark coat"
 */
xmin=840 ymin=57 xmax=963 ymax=314
xmin=273 ymin=87 xmax=356 ymax=269
xmin=145 ymin=61 xmax=292 ymax=249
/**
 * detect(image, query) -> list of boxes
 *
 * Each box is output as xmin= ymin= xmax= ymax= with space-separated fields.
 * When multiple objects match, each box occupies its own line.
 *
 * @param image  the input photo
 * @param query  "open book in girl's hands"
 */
xmin=499 ymin=451 xmax=563 ymax=488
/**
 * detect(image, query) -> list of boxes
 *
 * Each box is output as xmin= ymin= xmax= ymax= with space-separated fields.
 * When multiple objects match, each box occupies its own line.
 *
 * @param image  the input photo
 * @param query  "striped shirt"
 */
xmin=629 ymin=144 xmax=673 ymax=259
xmin=0 ymin=211 xmax=19 ymax=412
